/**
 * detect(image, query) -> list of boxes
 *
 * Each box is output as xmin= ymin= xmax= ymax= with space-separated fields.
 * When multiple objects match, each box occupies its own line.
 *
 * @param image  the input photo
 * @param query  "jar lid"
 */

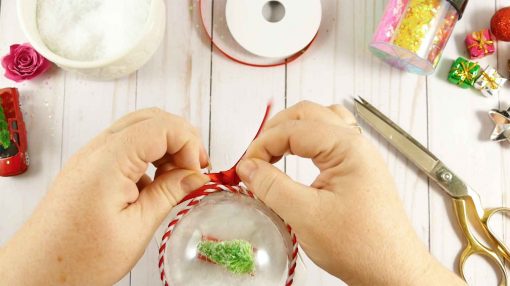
xmin=447 ymin=0 xmax=469 ymax=19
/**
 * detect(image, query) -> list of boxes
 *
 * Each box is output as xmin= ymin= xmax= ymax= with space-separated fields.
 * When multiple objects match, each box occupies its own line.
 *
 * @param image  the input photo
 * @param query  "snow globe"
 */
xmin=158 ymin=185 xmax=298 ymax=286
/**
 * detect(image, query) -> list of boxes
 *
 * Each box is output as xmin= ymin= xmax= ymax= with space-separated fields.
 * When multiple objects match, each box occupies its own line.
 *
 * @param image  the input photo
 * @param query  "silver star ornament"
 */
xmin=489 ymin=108 xmax=510 ymax=142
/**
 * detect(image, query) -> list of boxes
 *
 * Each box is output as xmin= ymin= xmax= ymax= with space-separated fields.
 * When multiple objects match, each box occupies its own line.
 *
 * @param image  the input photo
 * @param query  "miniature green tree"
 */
xmin=197 ymin=239 xmax=255 ymax=275
xmin=0 ymin=100 xmax=10 ymax=150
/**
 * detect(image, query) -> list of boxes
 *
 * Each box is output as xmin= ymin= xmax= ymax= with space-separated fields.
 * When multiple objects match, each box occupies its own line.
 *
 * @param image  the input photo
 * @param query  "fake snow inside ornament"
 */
xmin=160 ymin=191 xmax=296 ymax=286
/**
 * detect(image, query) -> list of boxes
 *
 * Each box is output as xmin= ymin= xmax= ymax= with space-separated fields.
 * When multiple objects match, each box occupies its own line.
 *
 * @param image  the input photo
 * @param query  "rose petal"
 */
xmin=9 ymin=44 xmax=20 ymax=55
xmin=8 ymin=65 xmax=23 ymax=76
xmin=38 ymin=59 xmax=51 ymax=74
xmin=1 ymin=54 xmax=13 ymax=69
xmin=19 ymin=67 xmax=34 ymax=74
xmin=18 ymin=59 xmax=32 ymax=68
xmin=19 ymin=57 xmax=35 ymax=68
xmin=19 ymin=54 xmax=30 ymax=62
xmin=4 ymin=67 xmax=23 ymax=82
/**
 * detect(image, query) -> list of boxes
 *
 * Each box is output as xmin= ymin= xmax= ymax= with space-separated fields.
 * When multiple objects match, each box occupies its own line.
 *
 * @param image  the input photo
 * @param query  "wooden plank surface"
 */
xmin=0 ymin=0 xmax=509 ymax=285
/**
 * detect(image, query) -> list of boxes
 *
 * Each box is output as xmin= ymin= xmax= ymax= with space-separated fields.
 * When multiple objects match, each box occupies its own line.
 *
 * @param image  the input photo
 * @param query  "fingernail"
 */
xmin=181 ymin=173 xmax=210 ymax=193
xmin=237 ymin=159 xmax=257 ymax=184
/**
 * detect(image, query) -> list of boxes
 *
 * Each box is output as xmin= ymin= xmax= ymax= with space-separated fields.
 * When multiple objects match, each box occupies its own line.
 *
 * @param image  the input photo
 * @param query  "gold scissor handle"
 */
xmin=482 ymin=207 xmax=510 ymax=262
xmin=453 ymin=198 xmax=508 ymax=286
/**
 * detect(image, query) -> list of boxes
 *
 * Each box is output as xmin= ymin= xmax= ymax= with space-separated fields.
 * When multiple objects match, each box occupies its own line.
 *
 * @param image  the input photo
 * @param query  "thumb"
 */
xmin=237 ymin=159 xmax=319 ymax=228
xmin=136 ymin=169 xmax=210 ymax=224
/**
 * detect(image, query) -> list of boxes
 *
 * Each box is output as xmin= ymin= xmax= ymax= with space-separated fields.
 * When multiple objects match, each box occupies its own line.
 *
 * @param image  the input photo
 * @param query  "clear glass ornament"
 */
xmin=162 ymin=191 xmax=294 ymax=286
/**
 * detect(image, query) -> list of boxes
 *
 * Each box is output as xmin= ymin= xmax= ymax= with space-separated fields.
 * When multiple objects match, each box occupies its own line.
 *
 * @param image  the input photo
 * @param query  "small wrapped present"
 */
xmin=474 ymin=66 xmax=507 ymax=97
xmin=448 ymin=57 xmax=481 ymax=89
xmin=465 ymin=29 xmax=496 ymax=59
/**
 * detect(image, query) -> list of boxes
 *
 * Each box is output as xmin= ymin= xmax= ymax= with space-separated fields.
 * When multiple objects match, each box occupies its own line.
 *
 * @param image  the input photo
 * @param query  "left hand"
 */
xmin=0 ymin=108 xmax=210 ymax=285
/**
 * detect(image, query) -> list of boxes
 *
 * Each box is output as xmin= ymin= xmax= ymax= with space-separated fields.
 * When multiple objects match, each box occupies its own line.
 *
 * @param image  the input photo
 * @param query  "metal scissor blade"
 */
xmin=354 ymin=97 xmax=439 ymax=175
xmin=354 ymin=97 xmax=475 ymax=202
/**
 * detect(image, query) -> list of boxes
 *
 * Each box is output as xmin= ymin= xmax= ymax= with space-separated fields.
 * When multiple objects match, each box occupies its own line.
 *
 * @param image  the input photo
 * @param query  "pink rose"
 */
xmin=2 ymin=43 xmax=51 ymax=82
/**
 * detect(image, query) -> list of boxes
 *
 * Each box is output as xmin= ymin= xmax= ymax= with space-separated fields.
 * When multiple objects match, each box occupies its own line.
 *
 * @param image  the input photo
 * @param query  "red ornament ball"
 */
xmin=491 ymin=7 xmax=510 ymax=42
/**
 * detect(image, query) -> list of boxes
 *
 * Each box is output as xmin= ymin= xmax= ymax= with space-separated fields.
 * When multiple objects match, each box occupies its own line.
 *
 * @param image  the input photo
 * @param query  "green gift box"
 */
xmin=448 ymin=57 xmax=481 ymax=89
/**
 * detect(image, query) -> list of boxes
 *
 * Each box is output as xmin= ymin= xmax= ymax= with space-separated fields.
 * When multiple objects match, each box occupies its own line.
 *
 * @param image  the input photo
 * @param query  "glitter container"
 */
xmin=370 ymin=0 xmax=469 ymax=75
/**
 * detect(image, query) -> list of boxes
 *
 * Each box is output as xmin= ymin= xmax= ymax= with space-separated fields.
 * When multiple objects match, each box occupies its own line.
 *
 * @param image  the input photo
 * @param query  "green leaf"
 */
xmin=0 ymin=101 xmax=10 ymax=150
xmin=198 ymin=239 xmax=255 ymax=275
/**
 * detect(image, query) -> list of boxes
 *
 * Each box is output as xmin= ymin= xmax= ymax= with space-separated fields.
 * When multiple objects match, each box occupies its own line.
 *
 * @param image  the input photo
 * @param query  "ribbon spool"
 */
xmin=158 ymin=104 xmax=299 ymax=286
xmin=198 ymin=0 xmax=321 ymax=67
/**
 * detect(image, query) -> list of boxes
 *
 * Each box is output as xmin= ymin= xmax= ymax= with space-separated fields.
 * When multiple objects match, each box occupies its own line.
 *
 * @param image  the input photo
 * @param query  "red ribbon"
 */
xmin=207 ymin=167 xmax=241 ymax=186
xmin=180 ymin=103 xmax=272 ymax=202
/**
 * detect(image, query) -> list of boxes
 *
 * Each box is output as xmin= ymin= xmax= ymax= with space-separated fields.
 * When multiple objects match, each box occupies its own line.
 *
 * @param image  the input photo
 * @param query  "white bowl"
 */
xmin=17 ymin=0 xmax=166 ymax=80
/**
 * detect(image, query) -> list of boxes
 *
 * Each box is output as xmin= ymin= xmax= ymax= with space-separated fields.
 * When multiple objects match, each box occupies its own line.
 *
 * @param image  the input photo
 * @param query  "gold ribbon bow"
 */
xmin=456 ymin=61 xmax=477 ymax=84
xmin=468 ymin=31 xmax=494 ymax=54
xmin=481 ymin=71 xmax=500 ymax=90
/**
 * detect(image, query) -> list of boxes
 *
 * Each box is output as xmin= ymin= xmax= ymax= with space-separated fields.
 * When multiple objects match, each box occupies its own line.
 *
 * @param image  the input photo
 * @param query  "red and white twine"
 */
xmin=158 ymin=182 xmax=299 ymax=286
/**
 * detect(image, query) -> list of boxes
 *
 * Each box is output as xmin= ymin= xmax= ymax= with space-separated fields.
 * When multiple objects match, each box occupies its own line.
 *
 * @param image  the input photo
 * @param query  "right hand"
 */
xmin=236 ymin=101 xmax=465 ymax=285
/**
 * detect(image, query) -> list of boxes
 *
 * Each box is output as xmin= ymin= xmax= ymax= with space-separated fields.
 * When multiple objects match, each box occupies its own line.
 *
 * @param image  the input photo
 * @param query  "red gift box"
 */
xmin=465 ymin=29 xmax=496 ymax=59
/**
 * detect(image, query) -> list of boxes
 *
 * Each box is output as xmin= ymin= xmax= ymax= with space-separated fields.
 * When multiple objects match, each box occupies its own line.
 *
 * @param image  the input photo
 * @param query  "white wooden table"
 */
xmin=1 ymin=0 xmax=509 ymax=285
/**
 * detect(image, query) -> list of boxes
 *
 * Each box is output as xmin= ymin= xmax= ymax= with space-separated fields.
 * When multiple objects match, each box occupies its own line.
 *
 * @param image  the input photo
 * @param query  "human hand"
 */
xmin=0 ymin=108 xmax=210 ymax=285
xmin=237 ymin=101 xmax=465 ymax=286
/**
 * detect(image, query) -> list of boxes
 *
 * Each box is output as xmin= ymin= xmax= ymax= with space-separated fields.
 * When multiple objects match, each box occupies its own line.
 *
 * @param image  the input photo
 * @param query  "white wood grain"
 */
xmin=0 ymin=0 xmax=508 ymax=285
xmin=208 ymin=5 xmax=286 ymax=172
xmin=285 ymin=1 xmax=429 ymax=285
xmin=0 ymin=0 xmax=65 ymax=245
xmin=130 ymin=0 xmax=212 ymax=285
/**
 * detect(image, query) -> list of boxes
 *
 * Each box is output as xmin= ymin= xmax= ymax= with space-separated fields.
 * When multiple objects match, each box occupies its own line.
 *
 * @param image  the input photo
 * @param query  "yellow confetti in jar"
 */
xmin=394 ymin=0 xmax=442 ymax=53
xmin=370 ymin=0 xmax=469 ymax=75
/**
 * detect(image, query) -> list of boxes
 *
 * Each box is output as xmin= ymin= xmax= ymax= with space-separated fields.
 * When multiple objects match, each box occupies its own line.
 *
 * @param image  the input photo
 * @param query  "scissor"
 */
xmin=354 ymin=97 xmax=510 ymax=286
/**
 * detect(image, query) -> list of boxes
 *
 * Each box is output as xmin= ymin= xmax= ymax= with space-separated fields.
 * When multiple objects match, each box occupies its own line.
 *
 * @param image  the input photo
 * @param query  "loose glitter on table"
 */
xmin=370 ymin=0 xmax=469 ymax=75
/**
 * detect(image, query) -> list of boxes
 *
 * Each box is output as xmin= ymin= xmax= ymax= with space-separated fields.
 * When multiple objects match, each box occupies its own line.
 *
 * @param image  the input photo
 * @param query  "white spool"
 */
xmin=225 ymin=0 xmax=322 ymax=58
